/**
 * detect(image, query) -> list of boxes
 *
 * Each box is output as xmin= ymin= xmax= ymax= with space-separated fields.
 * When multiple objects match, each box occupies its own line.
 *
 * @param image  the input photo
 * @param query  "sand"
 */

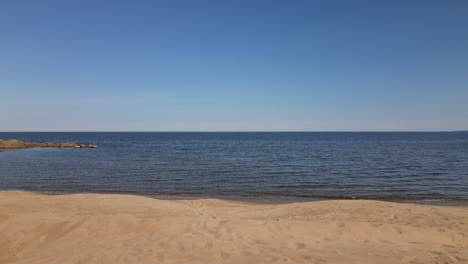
xmin=0 ymin=191 xmax=467 ymax=264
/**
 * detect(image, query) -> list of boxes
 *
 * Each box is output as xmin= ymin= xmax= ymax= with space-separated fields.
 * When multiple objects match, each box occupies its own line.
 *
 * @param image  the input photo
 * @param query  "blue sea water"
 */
xmin=1 ymin=132 xmax=467 ymax=204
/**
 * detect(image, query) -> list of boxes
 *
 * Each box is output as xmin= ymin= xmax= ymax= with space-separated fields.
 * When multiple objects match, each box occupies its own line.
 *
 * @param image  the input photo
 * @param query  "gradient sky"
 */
xmin=1 ymin=0 xmax=467 ymax=131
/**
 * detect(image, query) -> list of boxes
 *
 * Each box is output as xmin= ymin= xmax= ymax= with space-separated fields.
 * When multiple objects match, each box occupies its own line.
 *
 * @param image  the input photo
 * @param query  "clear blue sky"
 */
xmin=1 ymin=0 xmax=467 ymax=131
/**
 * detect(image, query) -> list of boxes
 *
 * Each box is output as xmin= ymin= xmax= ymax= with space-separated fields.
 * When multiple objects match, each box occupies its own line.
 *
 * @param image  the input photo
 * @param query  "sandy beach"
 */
xmin=0 ymin=191 xmax=467 ymax=264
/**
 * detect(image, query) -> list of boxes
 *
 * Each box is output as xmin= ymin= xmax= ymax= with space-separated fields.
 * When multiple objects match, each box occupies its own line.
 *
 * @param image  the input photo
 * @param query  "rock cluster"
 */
xmin=0 ymin=139 xmax=98 ymax=149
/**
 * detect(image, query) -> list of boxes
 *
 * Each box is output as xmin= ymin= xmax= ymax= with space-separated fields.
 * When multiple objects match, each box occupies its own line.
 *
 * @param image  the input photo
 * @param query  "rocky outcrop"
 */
xmin=0 ymin=139 xmax=98 ymax=149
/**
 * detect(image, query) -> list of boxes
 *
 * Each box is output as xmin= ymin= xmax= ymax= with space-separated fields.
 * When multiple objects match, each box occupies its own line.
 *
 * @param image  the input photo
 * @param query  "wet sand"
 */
xmin=0 ymin=191 xmax=467 ymax=263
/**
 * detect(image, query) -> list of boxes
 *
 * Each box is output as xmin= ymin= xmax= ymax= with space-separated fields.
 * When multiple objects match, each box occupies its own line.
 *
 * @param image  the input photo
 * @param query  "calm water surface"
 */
xmin=1 ymin=132 xmax=467 ymax=204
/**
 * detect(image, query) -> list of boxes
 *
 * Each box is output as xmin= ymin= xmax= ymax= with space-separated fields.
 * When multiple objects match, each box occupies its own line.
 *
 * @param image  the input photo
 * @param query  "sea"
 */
xmin=1 ymin=132 xmax=467 ymax=205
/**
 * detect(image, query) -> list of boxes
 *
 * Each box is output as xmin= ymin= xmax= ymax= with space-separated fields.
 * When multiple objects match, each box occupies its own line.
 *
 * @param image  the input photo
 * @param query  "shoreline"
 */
xmin=2 ymin=188 xmax=467 ymax=206
xmin=1 ymin=191 xmax=467 ymax=263
xmin=0 ymin=138 xmax=98 ymax=149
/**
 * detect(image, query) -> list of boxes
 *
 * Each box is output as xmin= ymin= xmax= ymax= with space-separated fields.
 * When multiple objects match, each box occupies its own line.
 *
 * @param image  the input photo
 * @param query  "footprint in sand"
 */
xmin=443 ymin=244 xmax=456 ymax=249
xmin=401 ymin=255 xmax=415 ymax=263
xmin=157 ymin=254 xmax=165 ymax=262
xmin=395 ymin=226 xmax=403 ymax=234
xmin=295 ymin=242 xmax=306 ymax=250
xmin=204 ymin=242 xmax=213 ymax=249
xmin=219 ymin=251 xmax=230 ymax=260
xmin=454 ymin=256 xmax=468 ymax=262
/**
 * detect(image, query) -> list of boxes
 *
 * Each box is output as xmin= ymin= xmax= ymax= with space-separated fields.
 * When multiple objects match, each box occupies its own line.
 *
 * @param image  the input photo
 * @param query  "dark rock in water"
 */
xmin=0 ymin=139 xmax=94 ymax=149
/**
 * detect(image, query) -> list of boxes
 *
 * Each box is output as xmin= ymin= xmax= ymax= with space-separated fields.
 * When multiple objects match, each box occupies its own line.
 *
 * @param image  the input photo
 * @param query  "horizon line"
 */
xmin=1 ymin=130 xmax=467 ymax=133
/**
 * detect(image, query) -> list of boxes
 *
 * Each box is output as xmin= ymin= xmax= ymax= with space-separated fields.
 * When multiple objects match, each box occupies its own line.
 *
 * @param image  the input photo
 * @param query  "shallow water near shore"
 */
xmin=1 ymin=132 xmax=467 ymax=204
